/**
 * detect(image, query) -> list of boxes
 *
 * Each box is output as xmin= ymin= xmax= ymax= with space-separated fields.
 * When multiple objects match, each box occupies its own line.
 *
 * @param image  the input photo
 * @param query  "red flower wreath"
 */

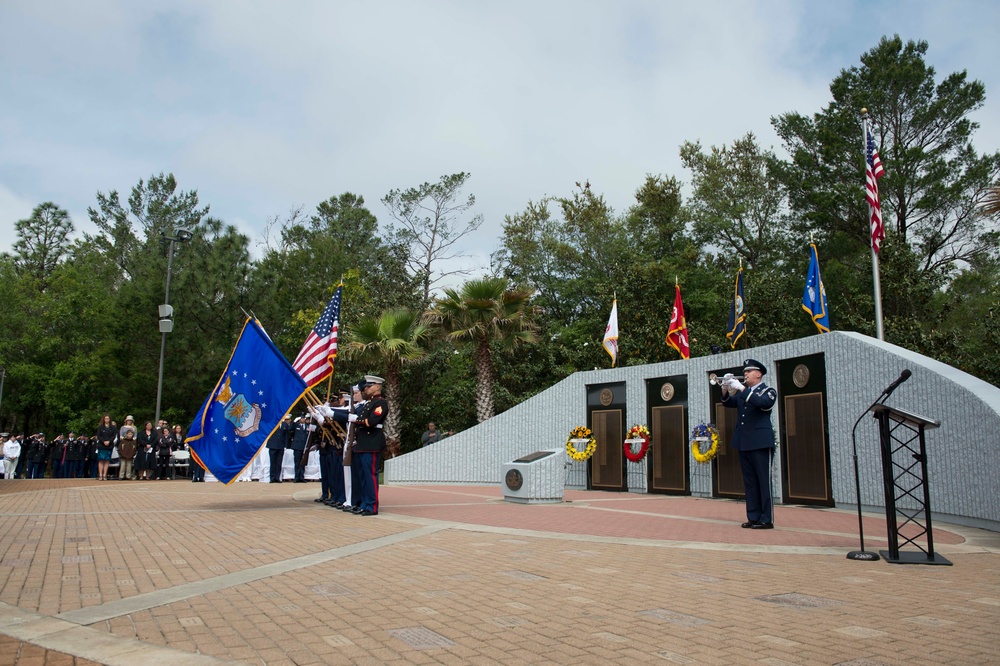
xmin=623 ymin=424 xmax=650 ymax=462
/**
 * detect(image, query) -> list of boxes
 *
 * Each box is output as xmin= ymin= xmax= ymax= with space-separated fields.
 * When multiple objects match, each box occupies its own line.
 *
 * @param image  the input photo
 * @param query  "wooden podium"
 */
xmin=871 ymin=404 xmax=951 ymax=565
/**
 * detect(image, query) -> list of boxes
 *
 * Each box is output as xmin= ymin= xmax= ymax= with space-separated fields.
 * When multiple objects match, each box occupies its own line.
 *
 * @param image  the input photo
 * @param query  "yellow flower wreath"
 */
xmin=690 ymin=424 xmax=720 ymax=464
xmin=566 ymin=426 xmax=597 ymax=462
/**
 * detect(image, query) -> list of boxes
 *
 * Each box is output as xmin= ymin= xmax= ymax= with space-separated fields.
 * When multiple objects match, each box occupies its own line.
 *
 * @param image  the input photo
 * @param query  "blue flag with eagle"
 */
xmin=802 ymin=243 xmax=830 ymax=333
xmin=726 ymin=266 xmax=746 ymax=349
xmin=186 ymin=318 xmax=307 ymax=484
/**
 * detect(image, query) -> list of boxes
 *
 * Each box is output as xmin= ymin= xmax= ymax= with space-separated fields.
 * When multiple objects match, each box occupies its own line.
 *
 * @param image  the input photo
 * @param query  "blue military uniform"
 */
xmin=268 ymin=416 xmax=291 ymax=483
xmin=321 ymin=403 xmax=351 ymax=507
xmin=290 ymin=418 xmax=309 ymax=482
xmin=720 ymin=358 xmax=777 ymax=528
xmin=353 ymin=376 xmax=387 ymax=516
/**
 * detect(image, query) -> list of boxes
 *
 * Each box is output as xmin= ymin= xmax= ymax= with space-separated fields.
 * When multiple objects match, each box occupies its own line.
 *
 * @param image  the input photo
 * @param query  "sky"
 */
xmin=2 ymin=0 xmax=999 ymax=281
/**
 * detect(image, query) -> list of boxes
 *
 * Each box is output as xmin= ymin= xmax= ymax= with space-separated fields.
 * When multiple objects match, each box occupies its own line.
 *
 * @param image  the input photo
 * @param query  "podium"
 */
xmin=871 ymin=404 xmax=951 ymax=565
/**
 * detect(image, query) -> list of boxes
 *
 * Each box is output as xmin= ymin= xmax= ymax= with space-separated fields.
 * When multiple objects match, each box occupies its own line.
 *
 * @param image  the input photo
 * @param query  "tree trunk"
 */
xmin=384 ymin=363 xmax=402 ymax=456
xmin=475 ymin=339 xmax=494 ymax=423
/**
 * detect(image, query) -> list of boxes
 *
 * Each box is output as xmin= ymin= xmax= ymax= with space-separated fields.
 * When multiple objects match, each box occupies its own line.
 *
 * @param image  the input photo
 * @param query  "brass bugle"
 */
xmin=709 ymin=373 xmax=745 ymax=385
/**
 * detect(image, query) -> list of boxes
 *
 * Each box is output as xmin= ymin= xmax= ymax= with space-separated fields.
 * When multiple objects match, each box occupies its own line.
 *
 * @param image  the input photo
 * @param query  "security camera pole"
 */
xmin=154 ymin=229 xmax=193 ymax=427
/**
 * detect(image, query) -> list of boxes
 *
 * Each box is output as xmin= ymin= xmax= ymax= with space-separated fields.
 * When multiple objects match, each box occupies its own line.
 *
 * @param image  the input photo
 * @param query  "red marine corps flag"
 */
xmin=665 ymin=281 xmax=690 ymax=359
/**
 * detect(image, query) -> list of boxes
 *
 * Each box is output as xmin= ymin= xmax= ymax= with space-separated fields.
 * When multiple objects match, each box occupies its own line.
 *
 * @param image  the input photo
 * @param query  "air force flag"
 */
xmin=187 ymin=318 xmax=307 ymax=484
xmin=802 ymin=243 xmax=830 ymax=333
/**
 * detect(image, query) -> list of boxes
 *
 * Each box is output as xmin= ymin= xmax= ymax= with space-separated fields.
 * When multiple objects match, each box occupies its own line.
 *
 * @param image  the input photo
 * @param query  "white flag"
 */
xmin=603 ymin=299 xmax=619 ymax=367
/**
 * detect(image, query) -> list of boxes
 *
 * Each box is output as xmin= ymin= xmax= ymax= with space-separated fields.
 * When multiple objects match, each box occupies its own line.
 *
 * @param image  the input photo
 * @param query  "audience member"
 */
xmin=136 ymin=421 xmax=157 ymax=480
xmin=96 ymin=414 xmax=117 ymax=481
xmin=2 ymin=434 xmax=19 ymax=479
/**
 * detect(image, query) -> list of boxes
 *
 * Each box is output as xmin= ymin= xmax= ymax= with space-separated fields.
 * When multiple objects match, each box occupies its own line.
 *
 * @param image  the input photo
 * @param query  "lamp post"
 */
xmin=154 ymin=229 xmax=193 ymax=427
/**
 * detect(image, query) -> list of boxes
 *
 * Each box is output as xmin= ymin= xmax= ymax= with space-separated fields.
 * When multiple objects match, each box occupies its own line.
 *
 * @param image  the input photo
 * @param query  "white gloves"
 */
xmin=308 ymin=407 xmax=325 ymax=425
xmin=348 ymin=414 xmax=358 ymax=423
xmin=307 ymin=424 xmax=317 ymax=432
xmin=730 ymin=379 xmax=745 ymax=392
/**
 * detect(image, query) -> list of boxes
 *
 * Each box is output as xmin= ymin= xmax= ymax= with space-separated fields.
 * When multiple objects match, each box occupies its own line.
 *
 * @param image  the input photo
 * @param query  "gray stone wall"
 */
xmin=385 ymin=331 xmax=1000 ymax=530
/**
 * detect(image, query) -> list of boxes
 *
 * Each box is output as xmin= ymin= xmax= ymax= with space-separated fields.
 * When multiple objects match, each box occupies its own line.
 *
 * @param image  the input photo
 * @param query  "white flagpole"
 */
xmin=862 ymin=108 xmax=885 ymax=341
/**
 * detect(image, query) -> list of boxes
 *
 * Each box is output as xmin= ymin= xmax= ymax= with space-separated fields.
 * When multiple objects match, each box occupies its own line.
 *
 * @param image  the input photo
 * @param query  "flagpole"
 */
xmin=740 ymin=259 xmax=749 ymax=349
xmin=862 ymin=108 xmax=885 ymax=341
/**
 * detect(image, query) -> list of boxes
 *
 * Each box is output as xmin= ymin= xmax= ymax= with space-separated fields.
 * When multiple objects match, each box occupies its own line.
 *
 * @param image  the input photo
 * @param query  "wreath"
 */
xmin=690 ymin=423 xmax=720 ymax=463
xmin=566 ymin=426 xmax=597 ymax=462
xmin=623 ymin=424 xmax=650 ymax=462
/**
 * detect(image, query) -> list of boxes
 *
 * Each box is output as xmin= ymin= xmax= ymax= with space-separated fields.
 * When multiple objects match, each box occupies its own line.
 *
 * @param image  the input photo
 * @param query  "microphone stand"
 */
xmin=847 ymin=391 xmax=886 ymax=561
xmin=847 ymin=369 xmax=911 ymax=562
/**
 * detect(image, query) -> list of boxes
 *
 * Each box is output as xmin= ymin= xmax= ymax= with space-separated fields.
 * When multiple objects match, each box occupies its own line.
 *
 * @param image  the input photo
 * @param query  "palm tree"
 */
xmin=983 ymin=184 xmax=1000 ymax=217
xmin=427 ymin=277 xmax=539 ymax=422
xmin=343 ymin=308 xmax=428 ymax=454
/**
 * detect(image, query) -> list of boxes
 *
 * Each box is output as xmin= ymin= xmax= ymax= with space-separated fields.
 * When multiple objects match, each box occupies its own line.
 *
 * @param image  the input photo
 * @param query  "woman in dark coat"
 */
xmin=156 ymin=426 xmax=173 ymax=479
xmin=136 ymin=421 xmax=157 ymax=480
xmin=95 ymin=414 xmax=117 ymax=481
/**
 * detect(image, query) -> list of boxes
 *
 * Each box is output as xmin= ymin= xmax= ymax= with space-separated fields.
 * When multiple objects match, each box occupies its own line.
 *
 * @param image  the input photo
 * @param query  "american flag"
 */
xmin=866 ymin=128 xmax=886 ymax=253
xmin=292 ymin=285 xmax=342 ymax=387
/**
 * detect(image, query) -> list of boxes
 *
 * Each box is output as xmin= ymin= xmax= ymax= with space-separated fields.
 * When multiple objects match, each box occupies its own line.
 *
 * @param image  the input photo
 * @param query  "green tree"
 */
xmin=773 ymin=35 xmax=1000 ymax=279
xmin=343 ymin=308 xmax=429 ymax=453
xmin=382 ymin=172 xmax=484 ymax=305
xmin=680 ymin=133 xmax=793 ymax=269
xmin=426 ymin=277 xmax=539 ymax=422
xmin=84 ymin=174 xmax=262 ymax=424
xmin=253 ymin=194 xmax=418 ymax=357
xmin=11 ymin=202 xmax=74 ymax=288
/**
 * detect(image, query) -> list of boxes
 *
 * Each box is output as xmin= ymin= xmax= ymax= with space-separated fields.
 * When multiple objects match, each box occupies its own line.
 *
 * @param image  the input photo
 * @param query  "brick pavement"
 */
xmin=1 ymin=478 xmax=998 ymax=665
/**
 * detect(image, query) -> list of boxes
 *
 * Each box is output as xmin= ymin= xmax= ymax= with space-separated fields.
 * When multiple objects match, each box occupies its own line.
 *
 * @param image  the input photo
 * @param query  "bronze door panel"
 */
xmin=713 ymin=402 xmax=744 ymax=497
xmin=590 ymin=409 xmax=623 ymax=490
xmin=783 ymin=393 xmax=830 ymax=502
xmin=651 ymin=405 xmax=687 ymax=493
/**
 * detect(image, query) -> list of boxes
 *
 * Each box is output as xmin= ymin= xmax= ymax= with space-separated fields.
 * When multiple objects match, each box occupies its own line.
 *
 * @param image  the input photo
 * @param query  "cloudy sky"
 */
xmin=2 ymin=0 xmax=998 ymax=276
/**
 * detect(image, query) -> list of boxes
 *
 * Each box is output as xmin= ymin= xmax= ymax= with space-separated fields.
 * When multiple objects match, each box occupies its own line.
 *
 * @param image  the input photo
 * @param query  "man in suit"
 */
xmin=720 ymin=358 xmax=777 ymax=529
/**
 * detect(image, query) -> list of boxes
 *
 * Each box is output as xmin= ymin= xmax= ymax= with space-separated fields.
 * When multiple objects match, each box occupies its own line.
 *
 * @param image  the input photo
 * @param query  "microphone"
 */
xmin=882 ymin=369 xmax=912 ymax=399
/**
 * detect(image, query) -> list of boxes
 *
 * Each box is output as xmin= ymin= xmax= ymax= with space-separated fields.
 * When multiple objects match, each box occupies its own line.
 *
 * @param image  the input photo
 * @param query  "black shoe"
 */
xmin=741 ymin=521 xmax=759 ymax=528
xmin=351 ymin=506 xmax=362 ymax=514
xmin=332 ymin=502 xmax=344 ymax=509
xmin=751 ymin=522 xmax=774 ymax=529
xmin=314 ymin=497 xmax=325 ymax=503
xmin=360 ymin=509 xmax=375 ymax=516
xmin=341 ymin=505 xmax=353 ymax=512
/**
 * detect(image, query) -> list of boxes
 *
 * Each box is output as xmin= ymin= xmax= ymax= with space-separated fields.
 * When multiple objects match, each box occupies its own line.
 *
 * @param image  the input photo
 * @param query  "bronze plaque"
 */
xmin=660 ymin=382 xmax=675 ymax=402
xmin=505 ymin=469 xmax=523 ymax=491
xmin=599 ymin=388 xmax=614 ymax=406
xmin=513 ymin=451 xmax=555 ymax=463
xmin=793 ymin=364 xmax=810 ymax=388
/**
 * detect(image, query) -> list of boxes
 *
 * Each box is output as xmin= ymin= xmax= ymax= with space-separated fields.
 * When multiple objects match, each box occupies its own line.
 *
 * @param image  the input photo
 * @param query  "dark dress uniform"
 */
xmin=353 ymin=392 xmax=387 ymax=515
xmin=50 ymin=437 xmax=66 ymax=478
xmin=721 ymin=358 xmax=777 ymax=527
xmin=28 ymin=437 xmax=50 ymax=479
xmin=290 ymin=420 xmax=309 ymax=482
xmin=268 ymin=418 xmax=291 ymax=483
xmin=322 ymin=406 xmax=350 ymax=506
